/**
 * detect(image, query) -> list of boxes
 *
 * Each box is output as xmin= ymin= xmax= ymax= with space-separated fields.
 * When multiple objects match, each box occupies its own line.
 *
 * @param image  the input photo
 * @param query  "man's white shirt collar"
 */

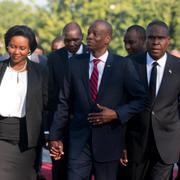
xmin=146 ymin=52 xmax=167 ymax=67
xmin=90 ymin=50 xmax=109 ymax=63
xmin=68 ymin=44 xmax=83 ymax=58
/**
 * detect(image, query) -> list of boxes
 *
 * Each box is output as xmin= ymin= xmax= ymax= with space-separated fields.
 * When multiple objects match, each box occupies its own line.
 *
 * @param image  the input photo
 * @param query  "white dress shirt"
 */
xmin=146 ymin=52 xmax=167 ymax=96
xmin=89 ymin=51 xmax=109 ymax=90
xmin=68 ymin=44 xmax=83 ymax=59
xmin=0 ymin=67 xmax=27 ymax=117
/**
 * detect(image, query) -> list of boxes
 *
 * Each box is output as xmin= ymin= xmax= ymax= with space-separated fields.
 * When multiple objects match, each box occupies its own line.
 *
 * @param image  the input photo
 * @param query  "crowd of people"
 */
xmin=0 ymin=19 xmax=180 ymax=180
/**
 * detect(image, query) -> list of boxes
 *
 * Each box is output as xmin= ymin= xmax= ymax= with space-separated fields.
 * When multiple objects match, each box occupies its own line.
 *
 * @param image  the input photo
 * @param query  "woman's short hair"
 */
xmin=4 ymin=25 xmax=37 ymax=53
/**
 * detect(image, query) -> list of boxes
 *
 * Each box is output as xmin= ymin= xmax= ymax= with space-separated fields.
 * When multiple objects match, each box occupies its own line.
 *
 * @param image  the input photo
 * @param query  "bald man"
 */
xmin=49 ymin=20 xmax=146 ymax=180
xmin=46 ymin=22 xmax=88 ymax=180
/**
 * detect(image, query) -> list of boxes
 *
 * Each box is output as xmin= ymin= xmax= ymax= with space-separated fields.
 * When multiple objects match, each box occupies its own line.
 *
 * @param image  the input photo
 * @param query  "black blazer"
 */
xmin=0 ymin=59 xmax=48 ymax=147
xmin=46 ymin=44 xmax=88 ymax=130
xmin=127 ymin=52 xmax=180 ymax=164
xmin=50 ymin=52 xmax=146 ymax=162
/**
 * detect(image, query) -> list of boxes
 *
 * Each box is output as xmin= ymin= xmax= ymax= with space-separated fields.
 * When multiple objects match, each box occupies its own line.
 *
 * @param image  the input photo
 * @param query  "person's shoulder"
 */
xmin=109 ymin=52 xmax=128 ymax=64
xmin=105 ymin=52 xmax=123 ymax=65
xmin=47 ymin=48 xmax=68 ymax=67
xmin=166 ymin=53 xmax=180 ymax=76
xmin=73 ymin=52 xmax=89 ymax=59
xmin=47 ymin=47 xmax=67 ymax=60
xmin=129 ymin=52 xmax=146 ymax=60
xmin=28 ymin=59 xmax=48 ymax=74
xmin=167 ymin=53 xmax=180 ymax=73
xmin=127 ymin=52 xmax=147 ymax=67
xmin=0 ymin=58 xmax=9 ymax=67
xmin=0 ymin=59 xmax=5 ymax=64
xmin=111 ymin=53 xmax=124 ymax=60
xmin=70 ymin=53 xmax=90 ymax=64
xmin=167 ymin=52 xmax=180 ymax=62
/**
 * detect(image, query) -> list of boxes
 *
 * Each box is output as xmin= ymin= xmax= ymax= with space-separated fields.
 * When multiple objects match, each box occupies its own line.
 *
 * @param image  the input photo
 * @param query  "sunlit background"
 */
xmin=0 ymin=0 xmax=180 ymax=55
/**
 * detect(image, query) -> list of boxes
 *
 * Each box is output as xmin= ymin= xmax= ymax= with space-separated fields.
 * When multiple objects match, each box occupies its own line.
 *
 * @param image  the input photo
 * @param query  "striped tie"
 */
xmin=89 ymin=59 xmax=100 ymax=102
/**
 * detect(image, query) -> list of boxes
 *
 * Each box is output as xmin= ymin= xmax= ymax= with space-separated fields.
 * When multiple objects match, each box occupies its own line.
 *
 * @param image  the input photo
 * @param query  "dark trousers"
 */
xmin=126 ymin=161 xmax=148 ymax=180
xmin=144 ymin=157 xmax=173 ymax=180
xmin=127 ymin=125 xmax=173 ymax=180
xmin=51 ymin=135 xmax=68 ymax=180
xmin=144 ymin=126 xmax=173 ymax=180
xmin=127 ymin=150 xmax=173 ymax=180
xmin=118 ymin=165 xmax=128 ymax=180
xmin=51 ymin=156 xmax=67 ymax=180
xmin=67 ymin=144 xmax=119 ymax=180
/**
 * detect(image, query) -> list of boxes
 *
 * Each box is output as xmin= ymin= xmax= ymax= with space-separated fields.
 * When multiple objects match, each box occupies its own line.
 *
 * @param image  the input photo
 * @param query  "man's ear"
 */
xmin=105 ymin=35 xmax=111 ymax=45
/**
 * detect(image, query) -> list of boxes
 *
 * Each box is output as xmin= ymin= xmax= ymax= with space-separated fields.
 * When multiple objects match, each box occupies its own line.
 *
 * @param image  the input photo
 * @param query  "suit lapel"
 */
xmin=154 ymin=54 xmax=173 ymax=106
xmin=80 ymin=54 xmax=93 ymax=104
xmin=0 ymin=60 xmax=9 ymax=85
xmin=26 ymin=60 xmax=38 ymax=111
xmin=96 ymin=53 xmax=114 ymax=101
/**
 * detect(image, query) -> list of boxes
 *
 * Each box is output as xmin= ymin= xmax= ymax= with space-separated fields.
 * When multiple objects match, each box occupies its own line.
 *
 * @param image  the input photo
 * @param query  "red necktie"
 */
xmin=89 ymin=59 xmax=100 ymax=102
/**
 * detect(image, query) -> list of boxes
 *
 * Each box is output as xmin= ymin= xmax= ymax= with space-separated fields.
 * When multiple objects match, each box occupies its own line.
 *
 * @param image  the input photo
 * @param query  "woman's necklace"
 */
xmin=9 ymin=61 xmax=27 ymax=83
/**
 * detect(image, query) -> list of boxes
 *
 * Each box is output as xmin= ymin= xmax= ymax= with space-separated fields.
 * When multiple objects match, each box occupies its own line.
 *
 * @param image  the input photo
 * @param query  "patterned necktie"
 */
xmin=89 ymin=59 xmax=100 ymax=102
xmin=149 ymin=61 xmax=158 ymax=104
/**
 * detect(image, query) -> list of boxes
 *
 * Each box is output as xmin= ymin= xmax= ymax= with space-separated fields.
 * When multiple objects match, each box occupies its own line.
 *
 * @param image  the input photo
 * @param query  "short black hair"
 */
xmin=93 ymin=20 xmax=113 ymax=37
xmin=146 ymin=20 xmax=169 ymax=36
xmin=4 ymin=25 xmax=37 ymax=53
xmin=63 ymin=22 xmax=83 ymax=37
xmin=126 ymin=25 xmax=146 ymax=41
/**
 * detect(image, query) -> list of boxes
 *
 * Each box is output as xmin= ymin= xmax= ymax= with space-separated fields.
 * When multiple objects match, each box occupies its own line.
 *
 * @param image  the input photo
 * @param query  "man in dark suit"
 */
xmin=125 ymin=20 xmax=180 ymax=180
xmin=46 ymin=22 xmax=88 ymax=180
xmin=49 ymin=20 xmax=146 ymax=180
xmin=119 ymin=24 xmax=147 ymax=180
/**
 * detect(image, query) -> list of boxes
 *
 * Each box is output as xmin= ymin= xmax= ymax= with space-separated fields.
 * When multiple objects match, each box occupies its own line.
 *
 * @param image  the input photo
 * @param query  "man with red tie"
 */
xmin=49 ymin=20 xmax=146 ymax=180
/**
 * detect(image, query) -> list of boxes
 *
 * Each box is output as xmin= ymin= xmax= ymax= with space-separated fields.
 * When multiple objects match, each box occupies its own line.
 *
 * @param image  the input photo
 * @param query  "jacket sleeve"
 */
xmin=116 ymin=58 xmax=147 ymax=124
xmin=49 ymin=61 xmax=72 ymax=141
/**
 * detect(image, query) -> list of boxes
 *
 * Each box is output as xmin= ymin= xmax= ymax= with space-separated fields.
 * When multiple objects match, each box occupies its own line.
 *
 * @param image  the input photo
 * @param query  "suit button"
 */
xmin=152 ymin=111 xmax=155 ymax=115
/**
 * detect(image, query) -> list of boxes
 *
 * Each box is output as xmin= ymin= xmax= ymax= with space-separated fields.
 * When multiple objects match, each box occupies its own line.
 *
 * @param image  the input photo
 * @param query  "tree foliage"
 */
xmin=0 ymin=0 xmax=180 ymax=55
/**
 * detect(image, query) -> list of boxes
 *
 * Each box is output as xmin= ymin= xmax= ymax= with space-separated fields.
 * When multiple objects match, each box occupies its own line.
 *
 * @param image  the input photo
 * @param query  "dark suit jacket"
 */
xmin=50 ymin=52 xmax=146 ymax=162
xmin=127 ymin=52 xmax=180 ymax=164
xmin=46 ymin=44 xmax=88 ymax=130
xmin=0 ymin=59 xmax=48 ymax=147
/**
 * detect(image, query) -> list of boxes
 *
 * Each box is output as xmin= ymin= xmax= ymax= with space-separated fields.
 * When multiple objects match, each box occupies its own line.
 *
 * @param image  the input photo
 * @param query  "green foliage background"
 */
xmin=0 ymin=0 xmax=179 ymax=56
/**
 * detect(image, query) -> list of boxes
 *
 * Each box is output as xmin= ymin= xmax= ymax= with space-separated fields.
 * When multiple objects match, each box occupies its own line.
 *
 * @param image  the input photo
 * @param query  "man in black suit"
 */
xmin=49 ymin=20 xmax=146 ymax=180
xmin=47 ymin=22 xmax=88 ymax=116
xmin=119 ymin=24 xmax=147 ymax=180
xmin=46 ymin=22 xmax=88 ymax=180
xmin=125 ymin=20 xmax=180 ymax=180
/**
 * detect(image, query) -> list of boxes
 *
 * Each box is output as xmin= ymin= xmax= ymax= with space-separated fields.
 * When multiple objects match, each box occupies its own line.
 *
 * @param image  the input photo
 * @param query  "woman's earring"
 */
xmin=28 ymin=50 xmax=31 ymax=56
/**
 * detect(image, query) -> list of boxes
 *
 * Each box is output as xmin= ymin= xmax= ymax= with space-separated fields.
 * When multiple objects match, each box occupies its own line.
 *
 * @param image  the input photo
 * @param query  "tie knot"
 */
xmin=93 ymin=59 xmax=101 ymax=65
xmin=152 ymin=61 xmax=158 ymax=67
